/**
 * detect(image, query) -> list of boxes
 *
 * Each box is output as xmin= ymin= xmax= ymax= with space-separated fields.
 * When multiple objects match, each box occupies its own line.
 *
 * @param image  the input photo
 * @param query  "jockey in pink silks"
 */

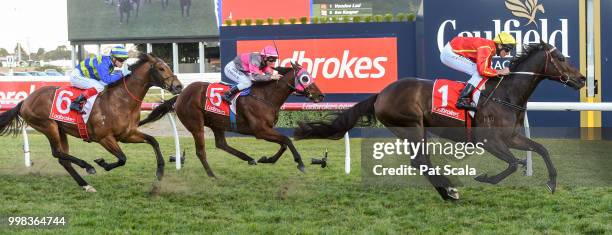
xmin=222 ymin=45 xmax=283 ymax=104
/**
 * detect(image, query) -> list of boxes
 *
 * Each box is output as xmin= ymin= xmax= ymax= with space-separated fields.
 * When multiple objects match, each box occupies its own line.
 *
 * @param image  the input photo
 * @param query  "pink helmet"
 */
xmin=260 ymin=45 xmax=279 ymax=57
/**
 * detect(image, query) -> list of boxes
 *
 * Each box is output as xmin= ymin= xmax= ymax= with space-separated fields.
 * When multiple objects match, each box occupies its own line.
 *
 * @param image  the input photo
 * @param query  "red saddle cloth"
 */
xmin=432 ymin=79 xmax=468 ymax=122
xmin=49 ymin=87 xmax=90 ymax=141
xmin=204 ymin=83 xmax=231 ymax=116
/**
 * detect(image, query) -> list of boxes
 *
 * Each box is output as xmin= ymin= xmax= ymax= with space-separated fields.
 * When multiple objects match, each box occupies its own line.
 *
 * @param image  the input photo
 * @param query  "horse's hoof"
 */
xmin=248 ymin=160 xmax=257 ymax=165
xmin=297 ymin=165 xmax=306 ymax=173
xmin=474 ymin=174 xmax=489 ymax=183
xmin=257 ymin=156 xmax=268 ymax=163
xmin=83 ymin=185 xmax=97 ymax=193
xmin=447 ymin=187 xmax=460 ymax=200
xmin=86 ymin=167 xmax=97 ymax=175
xmin=546 ymin=180 xmax=556 ymax=194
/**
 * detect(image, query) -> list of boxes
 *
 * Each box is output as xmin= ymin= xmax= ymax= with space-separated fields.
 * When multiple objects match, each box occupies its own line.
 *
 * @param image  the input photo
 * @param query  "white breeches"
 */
xmin=224 ymin=62 xmax=252 ymax=90
xmin=440 ymin=43 xmax=482 ymax=87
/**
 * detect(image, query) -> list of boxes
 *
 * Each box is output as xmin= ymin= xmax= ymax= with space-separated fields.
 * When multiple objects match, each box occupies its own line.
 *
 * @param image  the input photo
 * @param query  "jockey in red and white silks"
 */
xmin=222 ymin=45 xmax=283 ymax=104
xmin=440 ymin=32 xmax=517 ymax=111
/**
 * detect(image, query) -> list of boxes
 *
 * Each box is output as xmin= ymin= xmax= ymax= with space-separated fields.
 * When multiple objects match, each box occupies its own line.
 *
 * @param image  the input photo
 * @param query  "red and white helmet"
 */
xmin=260 ymin=45 xmax=279 ymax=57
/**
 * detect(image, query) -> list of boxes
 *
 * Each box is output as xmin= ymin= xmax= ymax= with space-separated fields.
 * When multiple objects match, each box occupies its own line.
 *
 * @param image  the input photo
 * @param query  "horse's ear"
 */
xmin=273 ymin=66 xmax=291 ymax=75
xmin=539 ymin=39 xmax=548 ymax=49
xmin=145 ymin=53 xmax=156 ymax=62
xmin=290 ymin=61 xmax=302 ymax=70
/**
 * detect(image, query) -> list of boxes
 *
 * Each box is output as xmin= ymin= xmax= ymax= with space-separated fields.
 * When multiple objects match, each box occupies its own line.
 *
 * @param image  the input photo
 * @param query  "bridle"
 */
xmin=123 ymin=58 xmax=177 ymax=103
xmin=283 ymin=67 xmax=312 ymax=97
xmin=483 ymin=45 xmax=572 ymax=112
xmin=508 ymin=46 xmax=571 ymax=84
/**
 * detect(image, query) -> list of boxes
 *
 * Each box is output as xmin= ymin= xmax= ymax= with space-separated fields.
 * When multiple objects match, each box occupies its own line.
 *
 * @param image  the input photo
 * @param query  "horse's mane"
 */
xmin=250 ymin=66 xmax=297 ymax=88
xmin=128 ymin=53 xmax=151 ymax=71
xmin=509 ymin=43 xmax=545 ymax=70
xmin=107 ymin=53 xmax=151 ymax=89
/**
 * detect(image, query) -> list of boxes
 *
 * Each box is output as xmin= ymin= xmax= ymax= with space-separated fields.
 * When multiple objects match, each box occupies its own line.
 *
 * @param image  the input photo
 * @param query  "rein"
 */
xmin=479 ymin=46 xmax=568 ymax=113
xmin=123 ymin=76 xmax=143 ymax=103
xmin=122 ymin=60 xmax=171 ymax=104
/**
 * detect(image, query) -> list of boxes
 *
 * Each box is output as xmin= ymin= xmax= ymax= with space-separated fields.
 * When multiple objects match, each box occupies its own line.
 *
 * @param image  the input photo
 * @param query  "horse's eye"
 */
xmin=558 ymin=56 xmax=566 ymax=62
xmin=300 ymin=75 xmax=310 ymax=84
xmin=158 ymin=67 xmax=165 ymax=71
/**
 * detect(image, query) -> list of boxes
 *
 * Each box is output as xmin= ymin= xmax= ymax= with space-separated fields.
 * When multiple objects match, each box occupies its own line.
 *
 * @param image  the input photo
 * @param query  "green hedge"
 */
xmin=224 ymin=12 xmax=415 ymax=26
xmin=275 ymin=111 xmax=383 ymax=128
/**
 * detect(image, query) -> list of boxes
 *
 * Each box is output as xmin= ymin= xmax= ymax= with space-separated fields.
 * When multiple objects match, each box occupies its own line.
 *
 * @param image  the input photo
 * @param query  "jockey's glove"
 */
xmin=122 ymin=65 xmax=132 ymax=77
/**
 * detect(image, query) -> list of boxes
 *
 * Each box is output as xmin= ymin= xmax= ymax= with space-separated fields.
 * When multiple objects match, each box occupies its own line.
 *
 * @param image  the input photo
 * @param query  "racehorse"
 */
xmin=161 ymin=0 xmax=169 ymax=9
xmin=131 ymin=0 xmax=141 ymax=18
xmin=294 ymin=42 xmax=585 ymax=200
xmin=180 ymin=0 xmax=191 ymax=17
xmin=139 ymin=62 xmax=324 ymax=177
xmin=0 ymin=54 xmax=183 ymax=192
xmin=119 ymin=0 xmax=132 ymax=24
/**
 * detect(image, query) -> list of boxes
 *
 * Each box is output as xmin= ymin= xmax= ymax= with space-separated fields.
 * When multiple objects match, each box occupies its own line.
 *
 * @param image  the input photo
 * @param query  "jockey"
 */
xmin=222 ymin=45 xmax=283 ymax=104
xmin=69 ymin=45 xmax=131 ymax=113
xmin=440 ymin=32 xmax=517 ymax=111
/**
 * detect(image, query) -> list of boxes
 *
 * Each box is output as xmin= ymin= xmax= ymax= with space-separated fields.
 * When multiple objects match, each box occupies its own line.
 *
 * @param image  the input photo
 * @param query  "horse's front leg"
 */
xmin=258 ymin=143 xmax=287 ymax=164
xmin=210 ymin=127 xmax=257 ymax=165
xmin=254 ymin=127 xmax=305 ymax=172
xmin=508 ymin=134 xmax=557 ymax=193
xmin=474 ymin=138 xmax=521 ymax=184
xmin=120 ymin=131 xmax=165 ymax=180
xmin=94 ymin=136 xmax=128 ymax=172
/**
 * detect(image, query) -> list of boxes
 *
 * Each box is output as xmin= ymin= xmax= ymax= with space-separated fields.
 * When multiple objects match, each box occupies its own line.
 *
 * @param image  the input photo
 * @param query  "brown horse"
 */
xmin=0 ymin=53 xmax=183 ymax=192
xmin=295 ymin=42 xmax=586 ymax=200
xmin=139 ymin=62 xmax=324 ymax=177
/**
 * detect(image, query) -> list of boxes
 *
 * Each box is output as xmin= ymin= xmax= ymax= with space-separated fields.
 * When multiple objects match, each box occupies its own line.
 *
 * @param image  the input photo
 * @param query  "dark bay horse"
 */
xmin=139 ymin=62 xmax=324 ymax=177
xmin=119 ymin=0 xmax=132 ymax=24
xmin=295 ymin=42 xmax=586 ymax=200
xmin=0 ymin=54 xmax=183 ymax=192
xmin=180 ymin=0 xmax=191 ymax=17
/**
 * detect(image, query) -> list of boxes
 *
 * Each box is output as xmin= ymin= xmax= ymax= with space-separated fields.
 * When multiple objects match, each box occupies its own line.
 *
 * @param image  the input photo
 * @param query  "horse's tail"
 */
xmin=139 ymin=96 xmax=177 ymax=126
xmin=0 ymin=102 xmax=25 ymax=136
xmin=294 ymin=95 xmax=378 ymax=140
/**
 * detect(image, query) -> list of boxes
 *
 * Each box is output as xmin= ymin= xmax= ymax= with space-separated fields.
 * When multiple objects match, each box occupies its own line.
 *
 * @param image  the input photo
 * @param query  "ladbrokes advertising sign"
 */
xmin=237 ymin=38 xmax=398 ymax=93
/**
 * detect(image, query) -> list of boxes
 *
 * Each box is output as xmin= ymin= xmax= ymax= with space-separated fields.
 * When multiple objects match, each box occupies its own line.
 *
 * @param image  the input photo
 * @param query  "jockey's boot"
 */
xmin=456 ymin=84 xmax=477 ymax=111
xmin=69 ymin=94 xmax=87 ymax=113
xmin=221 ymin=86 xmax=240 ymax=104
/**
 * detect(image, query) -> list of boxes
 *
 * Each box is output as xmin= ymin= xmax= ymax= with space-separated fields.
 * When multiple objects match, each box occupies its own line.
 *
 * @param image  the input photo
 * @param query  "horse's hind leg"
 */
xmin=94 ymin=137 xmax=127 ymax=172
xmin=31 ymin=122 xmax=96 ymax=190
xmin=121 ymin=131 xmax=165 ymax=180
xmin=176 ymin=103 xmax=215 ymax=178
xmin=211 ymin=128 xmax=257 ymax=165
xmin=508 ymin=134 xmax=557 ymax=193
xmin=387 ymin=126 xmax=458 ymax=200
xmin=192 ymin=129 xmax=215 ymax=177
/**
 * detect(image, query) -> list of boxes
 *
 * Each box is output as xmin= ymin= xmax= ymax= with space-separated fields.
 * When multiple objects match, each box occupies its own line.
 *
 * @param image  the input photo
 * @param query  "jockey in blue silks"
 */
xmin=69 ymin=45 xmax=131 ymax=113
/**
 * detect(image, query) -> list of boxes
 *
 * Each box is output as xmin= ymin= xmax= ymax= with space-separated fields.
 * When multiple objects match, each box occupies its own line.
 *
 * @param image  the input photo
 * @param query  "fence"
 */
xmin=3 ymin=102 xmax=612 ymax=176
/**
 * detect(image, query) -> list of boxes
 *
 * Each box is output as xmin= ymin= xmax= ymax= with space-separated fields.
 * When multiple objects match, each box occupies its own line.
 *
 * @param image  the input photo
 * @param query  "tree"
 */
xmin=29 ymin=48 xmax=46 ymax=61
xmin=44 ymin=45 xmax=71 ymax=61
xmin=14 ymin=43 xmax=27 ymax=60
xmin=0 ymin=48 xmax=9 ymax=57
